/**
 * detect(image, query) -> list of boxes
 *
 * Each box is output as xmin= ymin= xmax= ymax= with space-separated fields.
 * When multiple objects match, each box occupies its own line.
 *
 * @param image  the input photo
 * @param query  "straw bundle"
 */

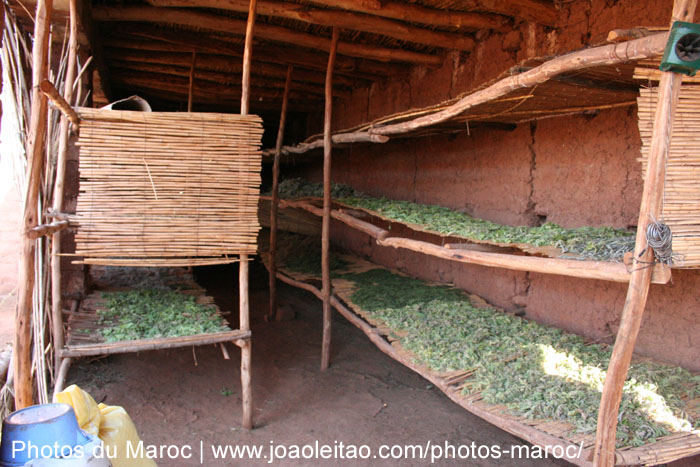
xmin=638 ymin=85 xmax=700 ymax=267
xmin=74 ymin=108 xmax=263 ymax=266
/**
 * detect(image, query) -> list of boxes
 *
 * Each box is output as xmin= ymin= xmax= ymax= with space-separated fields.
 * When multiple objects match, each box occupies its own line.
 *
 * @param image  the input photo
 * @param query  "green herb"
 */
xmin=220 ymin=387 xmax=233 ymax=397
xmin=277 ymin=178 xmax=635 ymax=261
xmin=283 ymin=246 xmax=699 ymax=448
xmin=97 ymin=289 xmax=229 ymax=342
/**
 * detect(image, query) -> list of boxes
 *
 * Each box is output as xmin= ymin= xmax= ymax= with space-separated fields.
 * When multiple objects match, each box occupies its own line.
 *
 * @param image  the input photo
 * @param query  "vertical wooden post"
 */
xmin=240 ymin=0 xmax=257 ymax=115
xmin=51 ymin=0 xmax=78 ymax=377
xmin=268 ymin=64 xmax=293 ymax=321
xmin=320 ymin=28 xmax=339 ymax=371
xmin=238 ymin=0 xmax=256 ymax=429
xmin=187 ymin=51 xmax=196 ymax=112
xmin=15 ymin=0 xmax=53 ymax=410
xmin=239 ymin=254 xmax=252 ymax=429
xmin=593 ymin=1 xmax=697 ymax=465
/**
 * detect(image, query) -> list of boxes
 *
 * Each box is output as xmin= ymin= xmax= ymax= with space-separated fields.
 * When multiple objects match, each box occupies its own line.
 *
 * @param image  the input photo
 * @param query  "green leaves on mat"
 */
xmin=98 ymin=289 xmax=230 ymax=342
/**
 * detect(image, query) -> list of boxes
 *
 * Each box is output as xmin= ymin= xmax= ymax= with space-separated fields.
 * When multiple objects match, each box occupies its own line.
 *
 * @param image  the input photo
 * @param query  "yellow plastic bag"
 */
xmin=54 ymin=385 xmax=157 ymax=467
xmin=53 ymin=384 xmax=101 ymax=436
xmin=98 ymin=403 xmax=157 ymax=467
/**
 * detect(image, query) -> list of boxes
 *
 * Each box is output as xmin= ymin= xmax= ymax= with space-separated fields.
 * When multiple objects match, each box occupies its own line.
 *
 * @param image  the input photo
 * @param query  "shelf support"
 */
xmin=268 ymin=64 xmax=293 ymax=321
xmin=593 ymin=1 xmax=698 ymax=465
xmin=321 ymin=28 xmax=339 ymax=371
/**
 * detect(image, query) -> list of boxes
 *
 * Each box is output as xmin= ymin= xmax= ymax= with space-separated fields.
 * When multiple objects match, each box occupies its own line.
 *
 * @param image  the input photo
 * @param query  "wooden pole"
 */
xmin=240 ymin=0 xmax=257 ymax=115
xmin=16 ymin=0 xmax=53 ymax=409
xmin=51 ymin=0 xmax=78 ymax=377
xmin=593 ymin=1 xmax=698 ymax=465
xmin=237 ymin=0 xmax=256 ymax=429
xmin=320 ymin=28 xmax=339 ymax=371
xmin=39 ymin=80 xmax=80 ymax=127
xmin=268 ymin=64 xmax=293 ymax=321
xmin=187 ymin=51 xmax=196 ymax=112
xmin=239 ymin=254 xmax=252 ymax=429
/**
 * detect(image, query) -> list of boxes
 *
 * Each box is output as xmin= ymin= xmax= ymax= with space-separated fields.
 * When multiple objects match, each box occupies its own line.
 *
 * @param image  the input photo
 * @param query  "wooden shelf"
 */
xmin=271 ymin=197 xmax=671 ymax=284
xmin=264 ymin=250 xmax=700 ymax=467
xmin=61 ymin=330 xmax=250 ymax=358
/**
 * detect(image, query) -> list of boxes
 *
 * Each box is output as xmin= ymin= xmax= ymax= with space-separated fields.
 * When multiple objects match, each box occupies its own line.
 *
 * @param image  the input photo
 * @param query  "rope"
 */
xmin=645 ymin=218 xmax=674 ymax=265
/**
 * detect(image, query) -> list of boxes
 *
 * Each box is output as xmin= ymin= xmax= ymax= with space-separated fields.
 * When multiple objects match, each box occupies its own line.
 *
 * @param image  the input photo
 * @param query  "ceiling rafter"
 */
xmin=307 ymin=0 xmax=557 ymax=27
xmin=145 ymin=0 xmax=480 ymax=50
xmin=91 ymin=6 xmax=444 ymax=66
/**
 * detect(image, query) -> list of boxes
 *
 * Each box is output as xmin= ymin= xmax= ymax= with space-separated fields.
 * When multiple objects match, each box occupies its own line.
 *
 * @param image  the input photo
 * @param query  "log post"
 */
xmin=240 ymin=0 xmax=257 ymax=115
xmin=320 ymin=28 xmax=339 ymax=371
xmin=51 ymin=0 xmax=78 ymax=377
xmin=15 ymin=0 xmax=53 ymax=410
xmin=187 ymin=51 xmax=196 ymax=112
xmin=239 ymin=254 xmax=252 ymax=429
xmin=268 ymin=64 xmax=293 ymax=321
xmin=238 ymin=0 xmax=256 ymax=430
xmin=593 ymin=1 xmax=697 ymax=465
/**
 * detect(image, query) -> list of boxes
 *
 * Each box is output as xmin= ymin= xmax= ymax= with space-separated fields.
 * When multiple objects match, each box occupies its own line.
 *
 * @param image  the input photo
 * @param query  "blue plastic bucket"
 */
xmin=0 ymin=404 xmax=91 ymax=466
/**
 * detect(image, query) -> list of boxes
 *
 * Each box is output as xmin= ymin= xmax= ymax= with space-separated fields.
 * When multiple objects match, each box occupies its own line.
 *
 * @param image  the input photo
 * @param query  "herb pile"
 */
xmin=277 ymin=178 xmax=635 ymax=261
xmin=284 ymin=250 xmax=699 ymax=448
xmin=97 ymin=289 xmax=229 ymax=342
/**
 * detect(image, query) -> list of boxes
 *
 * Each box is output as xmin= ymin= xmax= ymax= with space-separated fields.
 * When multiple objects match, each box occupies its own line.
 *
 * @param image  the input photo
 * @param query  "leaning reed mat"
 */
xmin=73 ymin=108 xmax=263 ymax=266
xmin=638 ymin=85 xmax=700 ymax=268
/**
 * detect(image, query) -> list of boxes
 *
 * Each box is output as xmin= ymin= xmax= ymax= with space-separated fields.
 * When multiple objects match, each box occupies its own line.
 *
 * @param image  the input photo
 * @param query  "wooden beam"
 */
xmin=239 ymin=254 xmax=252 ymax=429
xmin=103 ymin=43 xmax=368 ymax=87
xmin=307 ymin=0 xmax=518 ymax=29
xmin=92 ymin=7 xmax=443 ymax=65
xmin=269 ymin=65 xmax=293 ymax=322
xmin=39 ymin=80 xmax=80 ymax=126
xmin=321 ymin=28 xmax=339 ymax=371
xmin=105 ymin=24 xmax=402 ymax=79
xmin=308 ymin=0 xmax=507 ymax=29
xmin=187 ymin=51 xmax=196 ymax=111
xmin=146 ymin=0 xmax=477 ymax=50
xmin=241 ymin=0 xmax=256 ymax=116
xmin=16 ymin=0 xmax=53 ymax=410
xmin=109 ymin=61 xmax=350 ymax=97
xmin=52 ymin=0 xmax=78 ymax=376
xmin=592 ymin=1 xmax=697 ymax=465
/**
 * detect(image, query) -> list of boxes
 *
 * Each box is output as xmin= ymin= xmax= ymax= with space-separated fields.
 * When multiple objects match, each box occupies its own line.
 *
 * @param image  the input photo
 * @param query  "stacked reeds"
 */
xmin=638 ymin=85 xmax=700 ymax=267
xmin=74 ymin=108 xmax=263 ymax=266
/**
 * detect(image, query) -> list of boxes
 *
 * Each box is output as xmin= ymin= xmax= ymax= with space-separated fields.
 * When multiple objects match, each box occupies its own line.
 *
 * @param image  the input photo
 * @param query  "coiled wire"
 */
xmin=645 ymin=219 xmax=674 ymax=265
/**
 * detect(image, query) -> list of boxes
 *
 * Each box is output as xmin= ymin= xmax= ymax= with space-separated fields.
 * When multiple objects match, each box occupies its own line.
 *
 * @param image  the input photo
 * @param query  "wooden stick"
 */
xmin=240 ymin=0 xmax=257 ymax=115
xmin=29 ymin=221 xmax=70 ymax=239
xmin=376 ymin=237 xmax=671 ymax=285
xmin=187 ymin=50 xmax=196 ymax=112
xmin=239 ymin=254 xmax=253 ymax=429
xmin=321 ymin=28 xmax=339 ymax=371
xmin=39 ymin=80 xmax=80 ymax=127
xmin=16 ymin=0 xmax=53 ymax=410
xmin=52 ymin=357 xmax=72 ymax=398
xmin=268 ymin=64 xmax=292 ymax=321
xmin=593 ymin=2 xmax=698 ymax=465
xmin=51 ymin=0 xmax=78 ymax=378
xmin=60 ymin=330 xmax=251 ymax=357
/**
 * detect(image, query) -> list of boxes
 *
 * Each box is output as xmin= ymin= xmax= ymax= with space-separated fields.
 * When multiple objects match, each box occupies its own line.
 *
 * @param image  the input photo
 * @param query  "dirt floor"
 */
xmin=68 ymin=262 xmax=576 ymax=467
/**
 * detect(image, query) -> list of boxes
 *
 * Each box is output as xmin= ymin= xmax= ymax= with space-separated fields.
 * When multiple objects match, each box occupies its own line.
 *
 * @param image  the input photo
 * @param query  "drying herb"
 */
xmin=286 ymin=250 xmax=698 ymax=448
xmin=277 ymin=178 xmax=635 ymax=261
xmin=97 ymin=289 xmax=229 ymax=342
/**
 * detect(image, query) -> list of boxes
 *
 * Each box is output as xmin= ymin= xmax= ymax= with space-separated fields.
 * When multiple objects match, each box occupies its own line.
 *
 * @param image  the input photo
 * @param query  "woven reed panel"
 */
xmin=74 ymin=108 xmax=263 ymax=267
xmin=638 ymin=85 xmax=700 ymax=268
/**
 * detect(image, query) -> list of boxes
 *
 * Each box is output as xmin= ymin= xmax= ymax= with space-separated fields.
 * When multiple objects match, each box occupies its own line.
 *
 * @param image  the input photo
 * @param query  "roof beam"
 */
xmin=92 ymin=6 xmax=443 ymax=65
xmin=308 ymin=0 xmax=556 ymax=27
xmin=105 ymin=45 xmax=356 ymax=89
xmin=146 ymin=0 xmax=479 ymax=50
xmin=108 ymin=61 xmax=351 ymax=98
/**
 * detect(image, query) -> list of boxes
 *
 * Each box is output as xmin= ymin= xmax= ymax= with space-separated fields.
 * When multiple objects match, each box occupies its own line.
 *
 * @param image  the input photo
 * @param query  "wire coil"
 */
xmin=646 ymin=220 xmax=674 ymax=265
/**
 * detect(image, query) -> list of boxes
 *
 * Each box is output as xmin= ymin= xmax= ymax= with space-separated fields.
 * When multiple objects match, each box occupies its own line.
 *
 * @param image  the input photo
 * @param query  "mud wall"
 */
xmin=288 ymin=0 xmax=700 ymax=370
